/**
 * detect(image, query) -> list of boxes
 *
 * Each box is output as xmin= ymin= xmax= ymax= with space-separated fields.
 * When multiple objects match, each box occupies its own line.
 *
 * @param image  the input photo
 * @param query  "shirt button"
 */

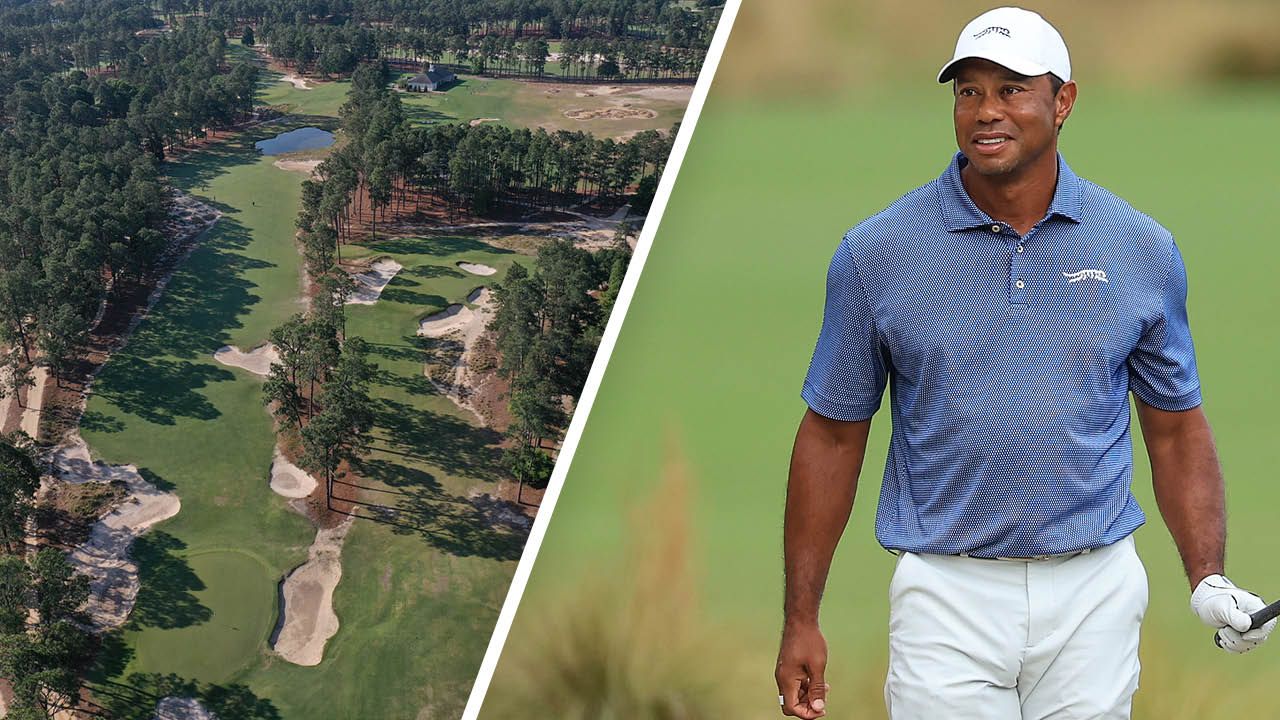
xmin=991 ymin=224 xmax=1002 ymax=233
xmin=1016 ymin=244 xmax=1024 ymax=253
xmin=1015 ymin=279 xmax=1025 ymax=289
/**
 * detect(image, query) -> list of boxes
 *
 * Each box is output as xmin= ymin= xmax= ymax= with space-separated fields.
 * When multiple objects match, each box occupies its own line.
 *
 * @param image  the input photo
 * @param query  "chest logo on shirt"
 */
xmin=1063 ymin=269 xmax=1109 ymax=284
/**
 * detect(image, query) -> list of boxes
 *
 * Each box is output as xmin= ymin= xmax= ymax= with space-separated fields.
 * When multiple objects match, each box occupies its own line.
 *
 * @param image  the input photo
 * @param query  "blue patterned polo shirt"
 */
xmin=801 ymin=151 xmax=1202 ymax=557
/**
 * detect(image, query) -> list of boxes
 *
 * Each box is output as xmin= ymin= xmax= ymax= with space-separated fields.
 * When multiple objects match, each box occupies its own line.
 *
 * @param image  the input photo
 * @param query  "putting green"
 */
xmin=481 ymin=84 xmax=1280 ymax=719
xmin=126 ymin=550 xmax=276 ymax=683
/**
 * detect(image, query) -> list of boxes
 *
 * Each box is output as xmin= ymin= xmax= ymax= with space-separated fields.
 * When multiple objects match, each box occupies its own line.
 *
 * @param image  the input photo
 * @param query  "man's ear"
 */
xmin=1055 ymin=80 xmax=1078 ymax=131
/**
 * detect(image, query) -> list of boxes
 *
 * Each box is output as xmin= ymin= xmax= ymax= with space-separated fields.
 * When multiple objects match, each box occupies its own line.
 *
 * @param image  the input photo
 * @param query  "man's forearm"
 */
xmin=1144 ymin=405 xmax=1226 ymax=588
xmin=783 ymin=410 xmax=870 ymax=625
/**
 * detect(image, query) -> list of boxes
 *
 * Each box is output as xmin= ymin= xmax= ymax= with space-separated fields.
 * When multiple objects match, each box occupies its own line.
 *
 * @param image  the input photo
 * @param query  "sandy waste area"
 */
xmin=212 ymin=343 xmax=279 ymax=376
xmin=279 ymin=73 xmax=311 ymax=90
xmin=419 ymin=288 xmax=494 ymax=422
xmin=457 ymin=261 xmax=497 ymax=276
xmin=48 ymin=434 xmax=181 ymax=631
xmin=272 ymin=515 xmax=355 ymax=666
xmin=346 ymin=258 xmax=402 ymax=305
xmin=269 ymin=445 xmax=319 ymax=499
xmin=273 ymin=158 xmax=322 ymax=175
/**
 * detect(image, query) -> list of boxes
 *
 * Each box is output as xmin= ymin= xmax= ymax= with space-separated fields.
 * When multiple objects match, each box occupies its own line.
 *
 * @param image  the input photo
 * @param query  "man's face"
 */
xmin=952 ymin=58 xmax=1074 ymax=178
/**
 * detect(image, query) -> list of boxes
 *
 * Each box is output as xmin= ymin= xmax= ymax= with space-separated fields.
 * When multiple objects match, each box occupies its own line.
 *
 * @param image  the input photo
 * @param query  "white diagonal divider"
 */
xmin=460 ymin=2 xmax=744 ymax=716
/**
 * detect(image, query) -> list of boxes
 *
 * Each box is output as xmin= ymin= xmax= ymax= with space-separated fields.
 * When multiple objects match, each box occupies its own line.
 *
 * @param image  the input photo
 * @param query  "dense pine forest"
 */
xmin=0 ymin=3 xmax=257 ymax=403
xmin=203 ymin=0 xmax=719 ymax=80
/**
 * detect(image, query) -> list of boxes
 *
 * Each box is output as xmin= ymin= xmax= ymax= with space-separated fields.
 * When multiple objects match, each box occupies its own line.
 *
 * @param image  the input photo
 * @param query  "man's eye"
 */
xmin=1003 ymin=86 xmax=1023 ymax=94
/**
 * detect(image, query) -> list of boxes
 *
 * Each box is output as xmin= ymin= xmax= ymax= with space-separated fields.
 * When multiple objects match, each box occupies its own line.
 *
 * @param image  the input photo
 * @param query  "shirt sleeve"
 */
xmin=1127 ymin=238 xmax=1202 ymax=410
xmin=800 ymin=236 xmax=889 ymax=421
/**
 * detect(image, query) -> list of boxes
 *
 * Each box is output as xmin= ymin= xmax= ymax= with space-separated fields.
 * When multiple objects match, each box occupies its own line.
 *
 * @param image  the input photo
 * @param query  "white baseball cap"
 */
xmin=936 ymin=7 xmax=1070 ymax=84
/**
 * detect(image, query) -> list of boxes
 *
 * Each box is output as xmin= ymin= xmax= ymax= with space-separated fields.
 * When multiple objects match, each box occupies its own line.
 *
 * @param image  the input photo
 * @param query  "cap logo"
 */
xmin=973 ymin=26 xmax=1011 ymax=40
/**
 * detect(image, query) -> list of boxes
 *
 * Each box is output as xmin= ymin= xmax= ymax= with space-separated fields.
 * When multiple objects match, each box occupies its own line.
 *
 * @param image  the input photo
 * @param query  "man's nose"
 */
xmin=976 ymin=93 xmax=1005 ymax=123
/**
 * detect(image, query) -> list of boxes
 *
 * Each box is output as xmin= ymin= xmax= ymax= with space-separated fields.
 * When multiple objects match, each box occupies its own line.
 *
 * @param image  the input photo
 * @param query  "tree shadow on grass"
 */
xmin=333 ymin=395 xmax=529 ymax=560
xmin=95 ymin=356 xmax=233 ymax=426
xmin=90 ymin=672 xmax=281 ymax=720
xmin=91 ymin=215 xmax=293 ymax=425
xmin=125 ymin=221 xmax=272 ymax=361
xmin=409 ymin=264 xmax=466 ymax=280
xmin=372 ymin=397 xmax=503 ymax=479
xmin=80 ymin=409 xmax=126 ymax=434
xmin=138 ymin=467 xmax=176 ymax=492
xmin=336 ymin=460 xmax=529 ymax=561
xmin=358 ymin=457 xmax=443 ymax=492
xmin=379 ymin=280 xmax=448 ymax=308
xmin=402 ymin=103 xmax=456 ymax=126
xmin=366 ymin=339 xmax=428 ymax=365
xmin=392 ymin=488 xmax=530 ymax=560
xmin=375 ymin=364 xmax=437 ymax=398
xmin=128 ymin=531 xmax=212 ymax=631
xmin=88 ymin=629 xmax=135 ymax=683
xmin=364 ymin=235 xmax=514 ymax=259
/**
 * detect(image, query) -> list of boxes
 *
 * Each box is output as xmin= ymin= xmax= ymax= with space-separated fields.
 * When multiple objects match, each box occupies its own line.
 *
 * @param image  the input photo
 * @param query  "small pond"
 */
xmin=255 ymin=127 xmax=334 ymax=155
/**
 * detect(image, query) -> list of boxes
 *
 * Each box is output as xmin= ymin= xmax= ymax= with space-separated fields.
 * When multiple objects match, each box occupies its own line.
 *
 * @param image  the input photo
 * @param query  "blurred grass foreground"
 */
xmin=481 ymin=439 xmax=756 ymax=719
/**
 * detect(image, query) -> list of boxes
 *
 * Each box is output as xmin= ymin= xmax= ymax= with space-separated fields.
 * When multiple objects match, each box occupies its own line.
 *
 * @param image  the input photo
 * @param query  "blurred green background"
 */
xmin=479 ymin=2 xmax=1280 ymax=717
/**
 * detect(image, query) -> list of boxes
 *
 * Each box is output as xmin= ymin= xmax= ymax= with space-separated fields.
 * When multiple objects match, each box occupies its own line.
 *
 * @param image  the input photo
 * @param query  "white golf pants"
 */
xmin=885 ymin=535 xmax=1147 ymax=720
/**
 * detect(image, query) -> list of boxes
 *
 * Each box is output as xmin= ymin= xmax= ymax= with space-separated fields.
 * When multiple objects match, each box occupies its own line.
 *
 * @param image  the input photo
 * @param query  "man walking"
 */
xmin=775 ymin=7 xmax=1275 ymax=719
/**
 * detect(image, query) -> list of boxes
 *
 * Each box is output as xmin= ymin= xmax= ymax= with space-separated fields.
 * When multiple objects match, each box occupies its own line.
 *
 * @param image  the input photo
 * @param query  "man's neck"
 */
xmin=959 ymin=148 xmax=1059 ymax=236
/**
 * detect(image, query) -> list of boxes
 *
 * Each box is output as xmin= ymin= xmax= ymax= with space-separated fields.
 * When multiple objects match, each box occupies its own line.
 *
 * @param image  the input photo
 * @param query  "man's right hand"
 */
xmin=1191 ymin=574 xmax=1277 ymax=653
xmin=776 ymin=621 xmax=830 ymax=718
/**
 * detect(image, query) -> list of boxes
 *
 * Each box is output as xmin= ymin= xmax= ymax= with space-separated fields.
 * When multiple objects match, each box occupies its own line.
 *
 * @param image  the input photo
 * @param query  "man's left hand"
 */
xmin=1191 ymin=574 xmax=1277 ymax=653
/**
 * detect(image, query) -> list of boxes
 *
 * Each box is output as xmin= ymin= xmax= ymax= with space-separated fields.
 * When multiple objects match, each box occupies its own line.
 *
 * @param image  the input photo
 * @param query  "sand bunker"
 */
xmin=418 ymin=304 xmax=471 ymax=337
xmin=273 ymin=158 xmax=322 ymax=175
xmin=564 ymin=107 xmax=658 ymax=121
xmin=155 ymin=697 xmax=218 ymax=720
xmin=213 ymin=343 xmax=279 ymax=377
xmin=49 ymin=434 xmax=181 ymax=631
xmin=269 ymin=445 xmax=319 ymax=499
xmin=279 ymin=73 xmax=311 ymax=90
xmin=576 ymin=85 xmax=624 ymax=97
xmin=346 ymin=258 xmax=402 ymax=305
xmin=272 ymin=515 xmax=354 ymax=666
xmin=418 ymin=289 xmax=489 ymax=338
xmin=469 ymin=117 xmax=500 ymax=127
xmin=457 ymin=261 xmax=497 ymax=276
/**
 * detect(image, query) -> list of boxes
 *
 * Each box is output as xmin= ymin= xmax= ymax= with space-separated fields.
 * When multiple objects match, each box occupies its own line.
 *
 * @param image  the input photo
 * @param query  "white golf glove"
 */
xmin=1190 ymin=574 xmax=1276 ymax=653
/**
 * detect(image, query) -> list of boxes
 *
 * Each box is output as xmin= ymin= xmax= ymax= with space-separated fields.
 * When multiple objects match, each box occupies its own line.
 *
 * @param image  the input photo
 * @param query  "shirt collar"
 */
xmin=938 ymin=150 xmax=1084 ymax=232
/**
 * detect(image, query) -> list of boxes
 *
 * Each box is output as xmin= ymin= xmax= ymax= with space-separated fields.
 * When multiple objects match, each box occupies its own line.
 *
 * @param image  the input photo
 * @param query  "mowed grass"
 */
xmin=127 ymin=550 xmax=278 ymax=681
xmin=228 ymin=235 xmax=531 ymax=718
xmin=229 ymin=42 xmax=352 ymax=119
xmin=482 ymin=84 xmax=1280 ymax=718
xmin=83 ymin=123 xmax=317 ymax=688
